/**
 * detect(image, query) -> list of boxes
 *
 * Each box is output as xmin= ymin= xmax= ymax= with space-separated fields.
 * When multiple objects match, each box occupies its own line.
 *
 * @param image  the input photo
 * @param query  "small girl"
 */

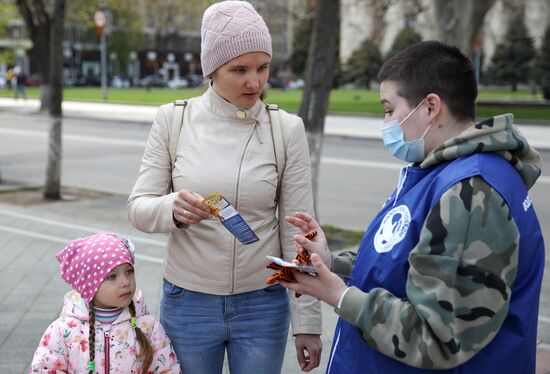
xmin=30 ymin=232 xmax=181 ymax=373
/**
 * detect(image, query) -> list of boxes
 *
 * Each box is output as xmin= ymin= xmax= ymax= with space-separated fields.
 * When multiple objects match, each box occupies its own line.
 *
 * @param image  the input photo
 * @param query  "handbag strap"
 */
xmin=169 ymin=100 xmax=188 ymax=192
xmin=266 ymin=104 xmax=286 ymax=202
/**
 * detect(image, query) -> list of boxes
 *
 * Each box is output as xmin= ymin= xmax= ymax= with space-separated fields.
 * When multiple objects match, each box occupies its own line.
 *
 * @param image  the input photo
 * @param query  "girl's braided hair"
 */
xmin=88 ymin=308 xmax=96 ymax=374
xmin=129 ymin=300 xmax=153 ymax=372
xmin=87 ymin=300 xmax=153 ymax=374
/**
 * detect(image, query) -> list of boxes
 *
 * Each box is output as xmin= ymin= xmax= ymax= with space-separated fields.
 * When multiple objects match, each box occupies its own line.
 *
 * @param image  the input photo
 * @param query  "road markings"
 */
xmin=0 ymin=209 xmax=166 ymax=264
xmin=321 ymin=159 xmax=550 ymax=185
xmin=2 ymin=127 xmax=550 ymax=179
xmin=322 ymin=157 xmax=403 ymax=170
xmin=0 ymin=224 xmax=164 ymax=264
xmin=0 ymin=208 xmax=165 ymax=246
xmin=0 ymin=127 xmax=146 ymax=147
xmin=1 ymin=208 xmax=550 ymax=326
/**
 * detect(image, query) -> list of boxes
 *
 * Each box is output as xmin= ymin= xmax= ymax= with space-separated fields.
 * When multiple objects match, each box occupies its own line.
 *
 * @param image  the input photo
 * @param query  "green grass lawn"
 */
xmin=2 ymin=86 xmax=549 ymax=123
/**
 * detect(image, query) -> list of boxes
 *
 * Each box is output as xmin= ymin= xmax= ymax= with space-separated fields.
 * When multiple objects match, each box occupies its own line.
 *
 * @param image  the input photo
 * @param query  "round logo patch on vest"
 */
xmin=374 ymin=205 xmax=411 ymax=253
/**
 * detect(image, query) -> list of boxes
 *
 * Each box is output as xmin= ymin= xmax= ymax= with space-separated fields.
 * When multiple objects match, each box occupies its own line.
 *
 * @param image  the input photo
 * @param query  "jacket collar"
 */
xmin=60 ymin=289 xmax=148 ymax=324
xmin=202 ymin=82 xmax=266 ymax=122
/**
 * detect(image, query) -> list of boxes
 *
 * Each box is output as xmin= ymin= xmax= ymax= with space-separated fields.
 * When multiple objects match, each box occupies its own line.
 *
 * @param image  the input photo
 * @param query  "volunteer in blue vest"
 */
xmin=280 ymin=40 xmax=545 ymax=373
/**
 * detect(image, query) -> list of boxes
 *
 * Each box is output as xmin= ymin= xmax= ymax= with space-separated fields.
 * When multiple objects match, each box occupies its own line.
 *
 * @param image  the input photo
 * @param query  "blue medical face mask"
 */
xmin=380 ymin=99 xmax=431 ymax=163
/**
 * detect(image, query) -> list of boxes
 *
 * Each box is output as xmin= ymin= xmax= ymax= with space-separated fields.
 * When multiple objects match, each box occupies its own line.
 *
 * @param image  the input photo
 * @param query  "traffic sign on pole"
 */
xmin=95 ymin=10 xmax=108 ymax=100
xmin=94 ymin=10 xmax=107 ymax=27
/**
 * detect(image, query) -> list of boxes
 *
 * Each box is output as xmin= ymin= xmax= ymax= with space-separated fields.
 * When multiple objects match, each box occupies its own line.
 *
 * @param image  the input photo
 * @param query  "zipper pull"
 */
xmin=255 ymin=121 xmax=263 ymax=144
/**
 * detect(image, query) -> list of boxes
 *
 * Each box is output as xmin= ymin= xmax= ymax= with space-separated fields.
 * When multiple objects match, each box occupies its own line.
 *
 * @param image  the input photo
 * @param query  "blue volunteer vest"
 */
xmin=327 ymin=153 xmax=545 ymax=374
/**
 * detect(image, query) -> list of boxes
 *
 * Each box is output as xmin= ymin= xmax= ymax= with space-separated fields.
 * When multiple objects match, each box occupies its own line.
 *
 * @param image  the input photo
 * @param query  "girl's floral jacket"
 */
xmin=30 ymin=290 xmax=181 ymax=374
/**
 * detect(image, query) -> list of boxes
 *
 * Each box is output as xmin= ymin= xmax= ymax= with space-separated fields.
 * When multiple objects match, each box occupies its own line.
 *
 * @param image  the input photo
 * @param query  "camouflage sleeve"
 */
xmin=337 ymin=176 xmax=519 ymax=369
xmin=332 ymin=250 xmax=357 ymax=278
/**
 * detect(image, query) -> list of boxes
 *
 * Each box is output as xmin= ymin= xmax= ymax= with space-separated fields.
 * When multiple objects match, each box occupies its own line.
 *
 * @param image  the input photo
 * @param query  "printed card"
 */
xmin=203 ymin=192 xmax=260 ymax=245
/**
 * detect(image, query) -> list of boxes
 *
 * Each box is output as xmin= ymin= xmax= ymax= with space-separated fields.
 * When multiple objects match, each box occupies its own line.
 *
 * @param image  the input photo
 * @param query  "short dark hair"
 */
xmin=377 ymin=40 xmax=477 ymax=121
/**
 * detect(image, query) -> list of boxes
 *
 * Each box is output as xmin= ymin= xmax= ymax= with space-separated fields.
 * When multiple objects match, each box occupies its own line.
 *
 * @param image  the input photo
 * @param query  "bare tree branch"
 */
xmin=434 ymin=0 xmax=496 ymax=57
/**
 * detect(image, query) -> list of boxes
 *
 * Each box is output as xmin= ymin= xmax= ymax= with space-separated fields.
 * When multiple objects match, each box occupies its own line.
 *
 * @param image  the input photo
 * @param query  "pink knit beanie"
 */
xmin=55 ymin=232 xmax=135 ymax=303
xmin=200 ymin=0 xmax=272 ymax=77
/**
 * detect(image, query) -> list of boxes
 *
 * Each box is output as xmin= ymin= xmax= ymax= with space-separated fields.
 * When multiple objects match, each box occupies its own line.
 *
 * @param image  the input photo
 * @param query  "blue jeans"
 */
xmin=161 ymin=279 xmax=290 ymax=374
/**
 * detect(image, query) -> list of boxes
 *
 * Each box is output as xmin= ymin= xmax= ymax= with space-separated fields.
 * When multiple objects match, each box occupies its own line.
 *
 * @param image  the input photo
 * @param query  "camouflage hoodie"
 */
xmin=333 ymin=113 xmax=543 ymax=369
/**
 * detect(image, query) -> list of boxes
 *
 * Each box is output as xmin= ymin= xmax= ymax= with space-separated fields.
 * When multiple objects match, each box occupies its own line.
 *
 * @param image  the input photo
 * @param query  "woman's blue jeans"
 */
xmin=160 ymin=278 xmax=290 ymax=374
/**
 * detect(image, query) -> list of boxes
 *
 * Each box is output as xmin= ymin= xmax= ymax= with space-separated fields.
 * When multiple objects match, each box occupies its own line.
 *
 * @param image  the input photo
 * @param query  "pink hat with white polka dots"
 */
xmin=55 ymin=232 xmax=135 ymax=303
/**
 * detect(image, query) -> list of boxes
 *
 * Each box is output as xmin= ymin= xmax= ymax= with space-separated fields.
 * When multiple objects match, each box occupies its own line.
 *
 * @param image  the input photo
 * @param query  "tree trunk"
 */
xmin=433 ymin=0 xmax=496 ymax=57
xmin=15 ymin=0 xmax=51 ymax=112
xmin=35 ymin=28 xmax=50 ymax=112
xmin=298 ymin=0 xmax=340 ymax=212
xmin=44 ymin=0 xmax=66 ymax=200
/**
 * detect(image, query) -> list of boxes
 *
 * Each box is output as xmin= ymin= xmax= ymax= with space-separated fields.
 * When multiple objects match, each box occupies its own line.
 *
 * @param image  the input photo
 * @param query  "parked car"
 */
xmin=184 ymin=74 xmax=205 ymax=87
xmin=167 ymin=77 xmax=189 ymax=89
xmin=24 ymin=74 xmax=41 ymax=86
xmin=111 ymin=75 xmax=130 ymax=88
xmin=73 ymin=75 xmax=100 ymax=86
xmin=288 ymin=78 xmax=305 ymax=89
xmin=138 ymin=75 xmax=166 ymax=88
xmin=267 ymin=77 xmax=285 ymax=89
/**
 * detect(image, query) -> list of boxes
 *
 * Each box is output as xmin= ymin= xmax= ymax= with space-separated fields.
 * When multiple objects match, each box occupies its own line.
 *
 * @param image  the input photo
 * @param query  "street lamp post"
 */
xmin=110 ymin=52 xmax=117 ymax=78
xmin=184 ymin=52 xmax=194 ymax=75
xmin=129 ymin=51 xmax=138 ymax=86
xmin=100 ymin=29 xmax=107 ymax=99
xmin=63 ymin=47 xmax=72 ymax=84
xmin=94 ymin=5 xmax=108 ymax=100
xmin=147 ymin=51 xmax=157 ymax=75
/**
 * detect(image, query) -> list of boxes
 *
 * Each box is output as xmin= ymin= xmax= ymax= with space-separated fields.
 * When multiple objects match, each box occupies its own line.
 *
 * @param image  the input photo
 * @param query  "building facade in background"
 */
xmin=2 ymin=0 xmax=548 ymax=87
xmin=340 ymin=0 xmax=550 ymax=70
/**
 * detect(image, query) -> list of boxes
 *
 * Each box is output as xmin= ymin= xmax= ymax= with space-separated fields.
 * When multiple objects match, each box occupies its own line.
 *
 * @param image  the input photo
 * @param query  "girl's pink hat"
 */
xmin=55 ymin=232 xmax=135 ymax=303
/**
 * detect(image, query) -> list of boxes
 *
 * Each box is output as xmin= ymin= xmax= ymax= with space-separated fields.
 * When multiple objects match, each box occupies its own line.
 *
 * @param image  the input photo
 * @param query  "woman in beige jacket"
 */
xmin=127 ymin=1 xmax=322 ymax=373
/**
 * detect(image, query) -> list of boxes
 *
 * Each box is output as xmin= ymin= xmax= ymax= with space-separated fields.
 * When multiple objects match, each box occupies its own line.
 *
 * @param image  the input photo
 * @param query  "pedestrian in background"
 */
xmin=127 ymin=1 xmax=322 ymax=373
xmin=13 ymin=65 xmax=26 ymax=100
xmin=6 ymin=68 xmax=14 ymax=89
xmin=281 ymin=41 xmax=545 ymax=373
xmin=29 ymin=232 xmax=181 ymax=373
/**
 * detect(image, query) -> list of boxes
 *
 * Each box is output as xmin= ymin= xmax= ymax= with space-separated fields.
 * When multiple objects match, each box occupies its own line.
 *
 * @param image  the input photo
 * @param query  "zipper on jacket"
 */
xmin=104 ymin=330 xmax=110 ymax=373
xmin=254 ymin=120 xmax=263 ymax=143
xmin=327 ymin=327 xmax=341 ymax=373
xmin=230 ymin=123 xmax=257 ymax=293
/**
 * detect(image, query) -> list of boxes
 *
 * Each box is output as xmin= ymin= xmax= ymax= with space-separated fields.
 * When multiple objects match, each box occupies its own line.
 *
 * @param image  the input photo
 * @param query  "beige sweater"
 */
xmin=127 ymin=87 xmax=321 ymax=334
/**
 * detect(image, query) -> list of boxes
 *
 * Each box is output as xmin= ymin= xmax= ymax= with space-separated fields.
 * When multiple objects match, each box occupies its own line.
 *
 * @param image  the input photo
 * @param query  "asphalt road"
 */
xmin=0 ymin=111 xmax=547 ymax=230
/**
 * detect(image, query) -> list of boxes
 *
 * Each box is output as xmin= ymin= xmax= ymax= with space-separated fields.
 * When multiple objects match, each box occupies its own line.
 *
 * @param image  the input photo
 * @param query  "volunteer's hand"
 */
xmin=280 ymin=254 xmax=348 ymax=307
xmin=172 ymin=189 xmax=211 ymax=225
xmin=285 ymin=212 xmax=332 ymax=270
xmin=294 ymin=334 xmax=322 ymax=372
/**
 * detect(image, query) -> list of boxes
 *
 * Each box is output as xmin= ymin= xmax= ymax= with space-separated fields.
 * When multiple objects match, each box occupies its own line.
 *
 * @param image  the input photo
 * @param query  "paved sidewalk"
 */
xmin=1 ymin=194 xmax=549 ymax=373
xmin=1 ymin=97 xmax=550 ymax=373
xmin=2 ymin=97 xmax=550 ymax=150
xmin=0 ymin=195 xmax=338 ymax=373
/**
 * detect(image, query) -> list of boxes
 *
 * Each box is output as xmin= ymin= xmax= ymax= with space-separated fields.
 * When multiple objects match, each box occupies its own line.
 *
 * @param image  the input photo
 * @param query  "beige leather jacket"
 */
xmin=128 ymin=87 xmax=321 ymax=334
